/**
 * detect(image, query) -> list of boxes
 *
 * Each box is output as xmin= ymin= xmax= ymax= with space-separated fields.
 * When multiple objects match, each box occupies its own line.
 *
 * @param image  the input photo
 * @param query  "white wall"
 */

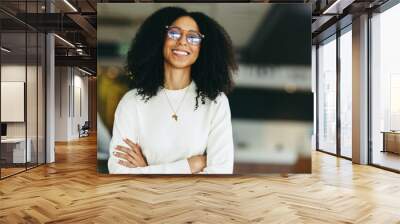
xmin=1 ymin=63 xmax=46 ymax=163
xmin=71 ymin=72 xmax=89 ymax=139
xmin=55 ymin=67 xmax=69 ymax=141
xmin=1 ymin=65 xmax=26 ymax=142
xmin=1 ymin=65 xmax=33 ymax=138
xmin=1 ymin=64 xmax=36 ymax=137
xmin=54 ymin=67 xmax=89 ymax=141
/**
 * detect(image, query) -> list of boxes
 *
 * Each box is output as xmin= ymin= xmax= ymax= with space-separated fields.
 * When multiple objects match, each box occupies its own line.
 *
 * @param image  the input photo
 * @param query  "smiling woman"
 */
xmin=107 ymin=7 xmax=238 ymax=174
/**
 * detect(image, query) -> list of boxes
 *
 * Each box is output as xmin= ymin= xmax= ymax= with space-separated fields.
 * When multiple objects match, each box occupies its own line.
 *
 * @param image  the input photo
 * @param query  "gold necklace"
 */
xmin=163 ymin=83 xmax=190 ymax=121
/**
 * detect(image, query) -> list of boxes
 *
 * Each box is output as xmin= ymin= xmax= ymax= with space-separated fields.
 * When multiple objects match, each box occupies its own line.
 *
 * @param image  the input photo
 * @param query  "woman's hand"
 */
xmin=188 ymin=155 xmax=207 ymax=174
xmin=114 ymin=138 xmax=148 ymax=168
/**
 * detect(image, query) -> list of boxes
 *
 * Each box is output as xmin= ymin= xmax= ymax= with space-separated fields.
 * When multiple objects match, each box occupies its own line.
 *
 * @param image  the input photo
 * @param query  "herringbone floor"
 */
xmin=1 ymin=135 xmax=400 ymax=224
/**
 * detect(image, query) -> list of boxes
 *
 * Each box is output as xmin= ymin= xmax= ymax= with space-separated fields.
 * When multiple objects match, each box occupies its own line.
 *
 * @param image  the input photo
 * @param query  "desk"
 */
xmin=1 ymin=138 xmax=31 ymax=163
xmin=382 ymin=131 xmax=400 ymax=154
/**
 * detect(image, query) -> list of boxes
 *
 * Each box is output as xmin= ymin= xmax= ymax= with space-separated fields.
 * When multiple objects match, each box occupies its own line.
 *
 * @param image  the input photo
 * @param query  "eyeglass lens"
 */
xmin=167 ymin=27 xmax=202 ymax=45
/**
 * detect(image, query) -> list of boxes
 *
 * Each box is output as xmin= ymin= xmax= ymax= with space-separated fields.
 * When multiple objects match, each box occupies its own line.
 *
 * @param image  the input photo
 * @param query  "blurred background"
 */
xmin=97 ymin=3 xmax=312 ymax=174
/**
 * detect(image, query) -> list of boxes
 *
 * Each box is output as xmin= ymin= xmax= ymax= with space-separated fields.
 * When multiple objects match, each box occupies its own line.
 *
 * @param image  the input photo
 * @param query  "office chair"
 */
xmin=78 ymin=121 xmax=90 ymax=138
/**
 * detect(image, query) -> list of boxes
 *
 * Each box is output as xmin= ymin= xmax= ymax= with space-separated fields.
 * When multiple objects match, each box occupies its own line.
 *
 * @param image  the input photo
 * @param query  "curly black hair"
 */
xmin=126 ymin=7 xmax=237 ymax=109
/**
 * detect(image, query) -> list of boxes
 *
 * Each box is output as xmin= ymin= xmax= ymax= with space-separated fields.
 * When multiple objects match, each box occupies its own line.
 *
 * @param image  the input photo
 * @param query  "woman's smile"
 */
xmin=172 ymin=48 xmax=191 ymax=57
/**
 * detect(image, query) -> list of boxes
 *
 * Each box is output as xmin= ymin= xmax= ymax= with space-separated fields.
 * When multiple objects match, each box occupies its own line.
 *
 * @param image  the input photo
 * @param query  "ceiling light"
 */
xmin=78 ymin=67 xmax=93 ymax=76
xmin=54 ymin=34 xmax=75 ymax=48
xmin=76 ymin=48 xmax=85 ymax=55
xmin=1 ymin=47 xmax=11 ymax=53
xmin=63 ymin=0 xmax=78 ymax=12
xmin=322 ymin=0 xmax=355 ymax=15
xmin=322 ymin=0 xmax=342 ymax=15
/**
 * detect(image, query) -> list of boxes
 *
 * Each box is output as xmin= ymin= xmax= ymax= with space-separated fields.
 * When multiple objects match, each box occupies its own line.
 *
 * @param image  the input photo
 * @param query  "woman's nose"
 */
xmin=177 ymin=33 xmax=188 ymax=46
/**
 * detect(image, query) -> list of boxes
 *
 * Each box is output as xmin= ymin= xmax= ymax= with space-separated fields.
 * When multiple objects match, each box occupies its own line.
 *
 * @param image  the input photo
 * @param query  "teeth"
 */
xmin=173 ymin=50 xmax=189 ymax=56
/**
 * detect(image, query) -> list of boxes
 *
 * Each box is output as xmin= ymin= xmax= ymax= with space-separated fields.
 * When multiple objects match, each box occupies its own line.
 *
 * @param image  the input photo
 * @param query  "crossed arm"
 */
xmin=113 ymin=137 xmax=207 ymax=173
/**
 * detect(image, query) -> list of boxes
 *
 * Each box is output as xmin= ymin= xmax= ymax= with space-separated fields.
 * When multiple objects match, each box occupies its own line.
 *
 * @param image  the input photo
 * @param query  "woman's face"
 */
xmin=163 ymin=16 xmax=201 ymax=69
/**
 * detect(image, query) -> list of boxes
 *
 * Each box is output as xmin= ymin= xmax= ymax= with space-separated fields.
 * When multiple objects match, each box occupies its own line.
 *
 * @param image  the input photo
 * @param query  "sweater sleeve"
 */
xmin=201 ymin=94 xmax=234 ymax=174
xmin=107 ymin=91 xmax=192 ymax=174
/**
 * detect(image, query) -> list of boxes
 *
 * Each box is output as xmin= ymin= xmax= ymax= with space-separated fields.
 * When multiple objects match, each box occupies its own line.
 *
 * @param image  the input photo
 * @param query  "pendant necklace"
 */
xmin=163 ymin=83 xmax=190 ymax=122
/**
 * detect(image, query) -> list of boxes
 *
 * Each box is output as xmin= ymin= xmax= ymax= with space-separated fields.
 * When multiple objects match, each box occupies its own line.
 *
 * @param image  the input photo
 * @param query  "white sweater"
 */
xmin=108 ymin=81 xmax=234 ymax=174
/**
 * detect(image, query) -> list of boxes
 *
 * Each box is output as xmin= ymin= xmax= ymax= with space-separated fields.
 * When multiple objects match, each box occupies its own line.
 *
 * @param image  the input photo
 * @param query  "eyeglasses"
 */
xmin=165 ymin=25 xmax=205 ymax=46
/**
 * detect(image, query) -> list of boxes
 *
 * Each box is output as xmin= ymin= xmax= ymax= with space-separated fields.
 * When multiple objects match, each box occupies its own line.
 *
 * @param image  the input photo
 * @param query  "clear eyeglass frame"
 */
xmin=165 ymin=25 xmax=205 ymax=45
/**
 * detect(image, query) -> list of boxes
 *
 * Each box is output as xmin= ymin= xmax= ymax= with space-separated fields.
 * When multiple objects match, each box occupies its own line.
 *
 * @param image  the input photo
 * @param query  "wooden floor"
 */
xmin=1 ymin=135 xmax=400 ymax=223
xmin=1 ymin=167 xmax=26 ymax=178
xmin=1 ymin=163 xmax=44 ymax=178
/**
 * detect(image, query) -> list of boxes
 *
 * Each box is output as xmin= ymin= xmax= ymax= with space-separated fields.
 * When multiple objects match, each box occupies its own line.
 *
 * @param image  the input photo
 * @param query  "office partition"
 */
xmin=0 ymin=0 xmax=47 ymax=179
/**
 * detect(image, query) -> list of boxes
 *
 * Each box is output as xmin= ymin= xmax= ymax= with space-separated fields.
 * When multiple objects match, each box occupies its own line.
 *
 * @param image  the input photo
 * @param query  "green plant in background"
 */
xmin=98 ymin=66 xmax=131 ymax=133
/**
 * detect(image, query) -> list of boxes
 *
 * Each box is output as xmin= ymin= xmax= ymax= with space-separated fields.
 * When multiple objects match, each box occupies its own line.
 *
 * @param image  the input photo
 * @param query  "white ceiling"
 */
xmin=97 ymin=3 xmax=271 ymax=48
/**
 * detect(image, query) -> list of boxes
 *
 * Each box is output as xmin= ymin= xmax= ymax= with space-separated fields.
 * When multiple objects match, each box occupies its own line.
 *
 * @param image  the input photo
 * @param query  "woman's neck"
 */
xmin=163 ymin=64 xmax=192 ymax=90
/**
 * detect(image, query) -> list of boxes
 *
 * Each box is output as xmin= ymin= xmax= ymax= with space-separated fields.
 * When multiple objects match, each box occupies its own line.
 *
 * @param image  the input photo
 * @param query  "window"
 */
xmin=339 ymin=28 xmax=352 ymax=158
xmin=0 ymin=1 xmax=46 ymax=179
xmin=370 ymin=3 xmax=400 ymax=171
xmin=317 ymin=36 xmax=337 ymax=154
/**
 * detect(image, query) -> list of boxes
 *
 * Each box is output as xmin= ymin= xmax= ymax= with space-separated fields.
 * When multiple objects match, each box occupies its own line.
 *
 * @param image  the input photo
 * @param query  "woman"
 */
xmin=108 ymin=7 xmax=237 ymax=174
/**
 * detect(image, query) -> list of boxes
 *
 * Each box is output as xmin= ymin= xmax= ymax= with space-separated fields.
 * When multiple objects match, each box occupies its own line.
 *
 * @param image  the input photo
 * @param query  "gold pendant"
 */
xmin=172 ymin=114 xmax=178 ymax=121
